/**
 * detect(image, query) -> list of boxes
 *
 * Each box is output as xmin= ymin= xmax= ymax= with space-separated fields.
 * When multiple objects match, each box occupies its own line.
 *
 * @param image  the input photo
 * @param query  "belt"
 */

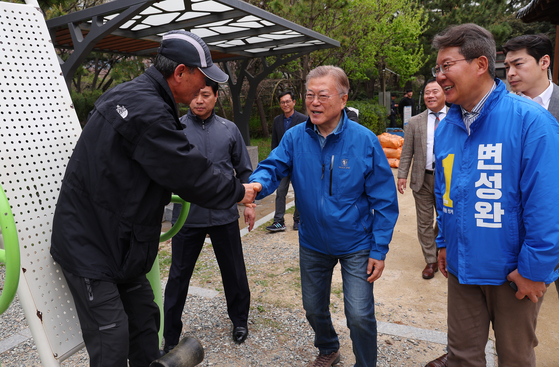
xmin=425 ymin=170 xmax=435 ymax=175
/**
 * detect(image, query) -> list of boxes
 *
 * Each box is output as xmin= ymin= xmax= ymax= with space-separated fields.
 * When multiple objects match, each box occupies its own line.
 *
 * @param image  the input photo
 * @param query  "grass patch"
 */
xmin=256 ymin=279 xmax=269 ymax=287
xmin=250 ymin=137 xmax=272 ymax=162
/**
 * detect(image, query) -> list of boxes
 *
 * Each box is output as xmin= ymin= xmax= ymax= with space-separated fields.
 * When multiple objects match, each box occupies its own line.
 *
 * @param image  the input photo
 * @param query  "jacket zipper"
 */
xmin=329 ymin=155 xmax=334 ymax=196
xmin=84 ymin=278 xmax=94 ymax=301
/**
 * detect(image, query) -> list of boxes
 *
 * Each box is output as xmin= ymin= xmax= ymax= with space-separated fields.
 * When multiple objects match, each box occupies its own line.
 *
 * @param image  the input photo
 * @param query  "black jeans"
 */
xmin=163 ymin=220 xmax=250 ymax=346
xmin=274 ymin=175 xmax=299 ymax=223
xmin=62 ymin=269 xmax=160 ymax=367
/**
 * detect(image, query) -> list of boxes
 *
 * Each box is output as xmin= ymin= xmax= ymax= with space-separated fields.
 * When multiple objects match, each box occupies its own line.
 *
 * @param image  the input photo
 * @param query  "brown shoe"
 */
xmin=309 ymin=350 xmax=340 ymax=367
xmin=422 ymin=263 xmax=438 ymax=279
xmin=425 ymin=353 xmax=448 ymax=367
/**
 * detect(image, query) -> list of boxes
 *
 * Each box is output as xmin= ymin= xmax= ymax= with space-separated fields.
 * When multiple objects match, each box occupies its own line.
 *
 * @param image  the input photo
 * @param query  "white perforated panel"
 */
xmin=0 ymin=1 xmax=84 ymax=362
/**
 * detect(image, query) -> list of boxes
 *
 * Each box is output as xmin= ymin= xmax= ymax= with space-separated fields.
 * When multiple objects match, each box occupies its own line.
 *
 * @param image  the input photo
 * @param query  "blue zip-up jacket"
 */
xmin=250 ymin=111 xmax=399 ymax=260
xmin=435 ymin=79 xmax=559 ymax=285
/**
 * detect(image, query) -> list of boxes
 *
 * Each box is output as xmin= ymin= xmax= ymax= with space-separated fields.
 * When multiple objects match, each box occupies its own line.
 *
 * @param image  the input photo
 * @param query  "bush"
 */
xmin=346 ymin=100 xmax=388 ymax=135
xmin=70 ymin=89 xmax=104 ymax=127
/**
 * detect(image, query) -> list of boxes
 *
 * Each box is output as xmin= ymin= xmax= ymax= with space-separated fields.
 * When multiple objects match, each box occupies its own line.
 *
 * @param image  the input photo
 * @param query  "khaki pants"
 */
xmin=412 ymin=172 xmax=438 ymax=264
xmin=447 ymin=273 xmax=543 ymax=367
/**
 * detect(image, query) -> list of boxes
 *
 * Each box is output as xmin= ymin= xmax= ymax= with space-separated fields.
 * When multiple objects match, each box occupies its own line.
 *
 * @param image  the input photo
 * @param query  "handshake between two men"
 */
xmin=240 ymin=182 xmax=263 ymax=208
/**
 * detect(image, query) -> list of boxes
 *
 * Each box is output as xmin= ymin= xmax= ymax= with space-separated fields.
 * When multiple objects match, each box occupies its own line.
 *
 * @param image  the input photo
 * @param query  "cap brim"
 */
xmin=199 ymin=65 xmax=229 ymax=83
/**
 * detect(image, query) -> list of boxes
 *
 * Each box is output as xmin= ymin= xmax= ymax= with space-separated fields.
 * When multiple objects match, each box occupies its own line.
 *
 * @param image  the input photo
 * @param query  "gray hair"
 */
xmin=432 ymin=23 xmax=496 ymax=79
xmin=154 ymin=54 xmax=196 ymax=78
xmin=306 ymin=65 xmax=350 ymax=95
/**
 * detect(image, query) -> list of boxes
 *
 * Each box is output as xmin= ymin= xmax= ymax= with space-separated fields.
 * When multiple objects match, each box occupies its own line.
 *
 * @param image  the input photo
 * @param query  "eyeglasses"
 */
xmin=305 ymin=93 xmax=343 ymax=103
xmin=279 ymin=100 xmax=293 ymax=105
xmin=431 ymin=58 xmax=473 ymax=77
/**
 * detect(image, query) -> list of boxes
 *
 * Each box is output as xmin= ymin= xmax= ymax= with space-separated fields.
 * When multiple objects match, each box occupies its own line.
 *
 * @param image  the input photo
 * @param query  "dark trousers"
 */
xmin=62 ymin=269 xmax=160 ymax=367
xmin=163 ymin=220 xmax=251 ymax=346
xmin=274 ymin=175 xmax=299 ymax=223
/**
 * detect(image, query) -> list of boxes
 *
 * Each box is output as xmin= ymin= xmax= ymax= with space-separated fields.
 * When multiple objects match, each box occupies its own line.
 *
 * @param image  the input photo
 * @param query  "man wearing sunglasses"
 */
xmin=426 ymin=24 xmax=559 ymax=367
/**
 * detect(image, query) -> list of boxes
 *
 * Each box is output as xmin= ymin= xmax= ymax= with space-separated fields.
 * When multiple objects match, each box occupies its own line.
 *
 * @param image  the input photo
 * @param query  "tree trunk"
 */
xmin=256 ymin=92 xmax=269 ymax=138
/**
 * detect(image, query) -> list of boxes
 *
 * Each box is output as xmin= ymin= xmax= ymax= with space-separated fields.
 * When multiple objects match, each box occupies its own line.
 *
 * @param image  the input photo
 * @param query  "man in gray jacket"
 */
xmin=162 ymin=78 xmax=254 ymax=353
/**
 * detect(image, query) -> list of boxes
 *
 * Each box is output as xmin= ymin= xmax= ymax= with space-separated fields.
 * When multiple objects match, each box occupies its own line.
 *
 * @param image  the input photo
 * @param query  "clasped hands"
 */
xmin=240 ymin=182 xmax=262 ymax=208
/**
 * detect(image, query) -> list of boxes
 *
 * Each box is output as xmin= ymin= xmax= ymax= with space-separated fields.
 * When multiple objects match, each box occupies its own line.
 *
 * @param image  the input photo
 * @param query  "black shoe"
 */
xmin=160 ymin=343 xmax=176 ymax=357
xmin=266 ymin=221 xmax=286 ymax=232
xmin=293 ymin=220 xmax=299 ymax=231
xmin=232 ymin=326 xmax=248 ymax=344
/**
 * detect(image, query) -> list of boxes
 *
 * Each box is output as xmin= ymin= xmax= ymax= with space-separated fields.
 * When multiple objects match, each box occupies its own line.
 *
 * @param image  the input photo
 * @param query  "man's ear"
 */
xmin=341 ymin=93 xmax=348 ymax=108
xmin=476 ymin=56 xmax=490 ymax=77
xmin=173 ymin=64 xmax=188 ymax=82
xmin=540 ymin=55 xmax=551 ymax=70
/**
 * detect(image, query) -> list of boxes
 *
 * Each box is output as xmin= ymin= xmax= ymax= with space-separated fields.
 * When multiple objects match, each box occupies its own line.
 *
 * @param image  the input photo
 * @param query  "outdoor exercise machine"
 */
xmin=0 ymin=0 xmax=202 ymax=365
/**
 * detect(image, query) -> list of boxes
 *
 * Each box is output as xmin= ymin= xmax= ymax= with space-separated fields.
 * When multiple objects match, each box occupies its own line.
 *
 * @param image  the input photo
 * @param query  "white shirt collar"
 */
xmin=519 ymin=80 xmax=553 ymax=110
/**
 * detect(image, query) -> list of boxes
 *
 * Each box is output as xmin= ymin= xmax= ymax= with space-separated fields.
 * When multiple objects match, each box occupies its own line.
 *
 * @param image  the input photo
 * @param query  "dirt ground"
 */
xmin=160 ymin=167 xmax=559 ymax=366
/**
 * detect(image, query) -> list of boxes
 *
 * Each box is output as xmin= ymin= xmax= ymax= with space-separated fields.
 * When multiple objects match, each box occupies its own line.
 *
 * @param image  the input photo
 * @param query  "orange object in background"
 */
xmin=377 ymin=132 xmax=404 ymax=149
xmin=383 ymin=147 xmax=402 ymax=159
xmin=387 ymin=158 xmax=400 ymax=168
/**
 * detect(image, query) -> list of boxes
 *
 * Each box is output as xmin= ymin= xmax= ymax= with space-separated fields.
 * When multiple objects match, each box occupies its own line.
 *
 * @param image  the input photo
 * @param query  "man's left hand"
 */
xmin=367 ymin=258 xmax=385 ymax=283
xmin=506 ymin=269 xmax=546 ymax=303
xmin=244 ymin=205 xmax=256 ymax=232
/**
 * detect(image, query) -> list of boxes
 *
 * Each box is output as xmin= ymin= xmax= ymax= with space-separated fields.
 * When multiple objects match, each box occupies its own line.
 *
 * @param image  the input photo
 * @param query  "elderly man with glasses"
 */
xmin=250 ymin=65 xmax=399 ymax=367
xmin=424 ymin=23 xmax=559 ymax=367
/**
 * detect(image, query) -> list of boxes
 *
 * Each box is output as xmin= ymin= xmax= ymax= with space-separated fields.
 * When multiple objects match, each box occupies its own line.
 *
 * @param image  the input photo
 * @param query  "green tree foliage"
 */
xmin=418 ymin=0 xmax=555 ymax=80
xmin=249 ymin=0 xmax=426 ymax=98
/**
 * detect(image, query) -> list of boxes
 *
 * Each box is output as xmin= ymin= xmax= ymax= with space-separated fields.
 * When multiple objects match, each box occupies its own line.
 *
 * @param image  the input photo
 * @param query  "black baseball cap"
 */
xmin=158 ymin=30 xmax=228 ymax=83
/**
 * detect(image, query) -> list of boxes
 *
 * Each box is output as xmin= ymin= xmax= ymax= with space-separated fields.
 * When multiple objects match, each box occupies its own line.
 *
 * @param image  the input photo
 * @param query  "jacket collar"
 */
xmin=304 ymin=108 xmax=349 ymax=144
xmin=144 ymin=66 xmax=179 ymax=119
xmin=445 ymin=78 xmax=506 ymax=134
xmin=187 ymin=109 xmax=216 ymax=125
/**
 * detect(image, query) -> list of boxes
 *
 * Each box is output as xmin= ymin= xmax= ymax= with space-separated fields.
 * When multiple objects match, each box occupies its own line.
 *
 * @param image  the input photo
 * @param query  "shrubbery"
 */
xmin=70 ymin=90 xmax=103 ymax=127
xmin=346 ymin=100 xmax=388 ymax=135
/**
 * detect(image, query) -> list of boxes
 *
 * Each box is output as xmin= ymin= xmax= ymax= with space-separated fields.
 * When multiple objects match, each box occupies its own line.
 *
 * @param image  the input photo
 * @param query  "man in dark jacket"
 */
xmin=162 ymin=78 xmax=254 ymax=352
xmin=267 ymin=91 xmax=307 ymax=232
xmin=399 ymin=89 xmax=416 ymax=123
xmin=50 ymin=30 xmax=257 ymax=367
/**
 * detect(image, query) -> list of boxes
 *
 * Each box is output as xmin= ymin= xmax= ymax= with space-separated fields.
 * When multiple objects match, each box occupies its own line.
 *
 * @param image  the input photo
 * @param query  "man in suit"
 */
xmin=398 ymin=79 xmax=447 ymax=280
xmin=503 ymin=33 xmax=559 ymax=297
xmin=267 ymin=91 xmax=307 ymax=232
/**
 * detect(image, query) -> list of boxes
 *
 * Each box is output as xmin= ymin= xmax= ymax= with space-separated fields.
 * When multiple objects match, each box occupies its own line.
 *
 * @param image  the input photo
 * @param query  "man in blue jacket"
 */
xmin=250 ymin=66 xmax=398 ymax=367
xmin=429 ymin=23 xmax=559 ymax=367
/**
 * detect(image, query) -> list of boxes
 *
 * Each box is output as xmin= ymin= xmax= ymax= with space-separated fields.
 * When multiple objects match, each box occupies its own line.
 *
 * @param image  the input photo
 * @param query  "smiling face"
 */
xmin=505 ymin=48 xmax=550 ymax=99
xmin=436 ymin=47 xmax=484 ymax=111
xmin=190 ymin=85 xmax=217 ymax=120
xmin=279 ymin=94 xmax=296 ymax=117
xmin=305 ymin=76 xmax=348 ymax=135
xmin=424 ymin=81 xmax=445 ymax=112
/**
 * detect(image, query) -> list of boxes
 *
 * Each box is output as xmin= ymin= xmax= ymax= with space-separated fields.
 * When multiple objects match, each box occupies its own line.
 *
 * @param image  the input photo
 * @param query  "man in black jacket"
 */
xmin=50 ymin=30 xmax=257 ymax=367
xmin=162 ymin=78 xmax=254 ymax=352
xmin=267 ymin=91 xmax=307 ymax=232
xmin=399 ymin=89 xmax=416 ymax=123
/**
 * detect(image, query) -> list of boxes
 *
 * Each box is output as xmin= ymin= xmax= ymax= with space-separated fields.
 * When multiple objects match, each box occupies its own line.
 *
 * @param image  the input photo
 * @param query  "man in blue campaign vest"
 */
xmin=503 ymin=33 xmax=559 ymax=301
xmin=250 ymin=66 xmax=398 ymax=367
xmin=427 ymin=24 xmax=559 ymax=367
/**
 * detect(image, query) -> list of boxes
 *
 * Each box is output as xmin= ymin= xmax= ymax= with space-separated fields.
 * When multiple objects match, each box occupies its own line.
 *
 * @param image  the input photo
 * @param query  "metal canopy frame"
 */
xmin=517 ymin=0 xmax=559 ymax=84
xmin=46 ymin=0 xmax=340 ymax=144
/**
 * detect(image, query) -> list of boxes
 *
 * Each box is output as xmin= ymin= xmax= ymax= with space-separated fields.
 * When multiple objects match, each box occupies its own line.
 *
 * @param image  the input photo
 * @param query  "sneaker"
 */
xmin=266 ymin=221 xmax=286 ymax=232
xmin=293 ymin=220 xmax=299 ymax=231
xmin=309 ymin=350 xmax=340 ymax=367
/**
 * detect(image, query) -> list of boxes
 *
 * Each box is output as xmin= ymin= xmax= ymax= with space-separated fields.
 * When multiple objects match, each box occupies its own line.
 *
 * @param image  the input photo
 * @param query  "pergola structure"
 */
xmin=517 ymin=0 xmax=559 ymax=83
xmin=46 ymin=0 xmax=340 ymax=144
